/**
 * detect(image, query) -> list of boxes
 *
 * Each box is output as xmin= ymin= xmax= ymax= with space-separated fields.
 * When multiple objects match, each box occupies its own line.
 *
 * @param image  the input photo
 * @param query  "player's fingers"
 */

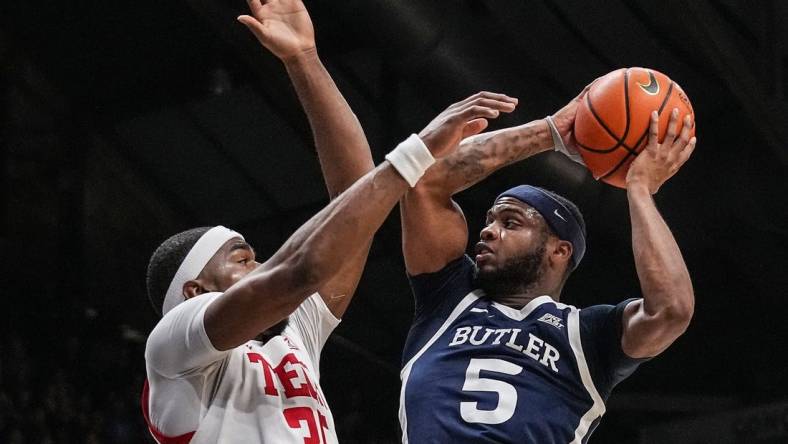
xmin=646 ymin=111 xmax=659 ymax=153
xmin=238 ymin=14 xmax=259 ymax=30
xmin=672 ymin=115 xmax=693 ymax=152
xmin=662 ymin=108 xmax=680 ymax=148
xmin=463 ymin=97 xmax=517 ymax=113
xmin=238 ymin=15 xmax=270 ymax=40
xmin=457 ymin=105 xmax=501 ymax=121
xmin=668 ymin=136 xmax=695 ymax=178
xmin=246 ymin=0 xmax=264 ymax=16
xmin=446 ymin=94 xmax=480 ymax=111
xmin=677 ymin=136 xmax=697 ymax=165
xmin=575 ymin=78 xmax=596 ymax=100
xmin=574 ymin=75 xmax=603 ymax=100
xmin=238 ymin=14 xmax=261 ymax=29
xmin=481 ymin=91 xmax=518 ymax=105
xmin=462 ymin=118 xmax=490 ymax=138
xmin=450 ymin=92 xmax=517 ymax=110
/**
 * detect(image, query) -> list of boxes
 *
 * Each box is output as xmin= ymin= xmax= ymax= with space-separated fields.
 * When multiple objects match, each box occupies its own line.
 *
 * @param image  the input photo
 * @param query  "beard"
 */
xmin=473 ymin=241 xmax=547 ymax=298
xmin=254 ymin=318 xmax=290 ymax=344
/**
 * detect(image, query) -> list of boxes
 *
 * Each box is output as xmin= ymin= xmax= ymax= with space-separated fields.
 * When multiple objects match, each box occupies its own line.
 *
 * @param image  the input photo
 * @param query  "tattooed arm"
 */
xmin=401 ymin=90 xmax=586 ymax=274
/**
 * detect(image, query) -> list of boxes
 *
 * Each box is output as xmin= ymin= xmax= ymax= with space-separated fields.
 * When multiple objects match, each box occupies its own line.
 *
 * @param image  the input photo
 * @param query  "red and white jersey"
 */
xmin=143 ymin=292 xmax=340 ymax=444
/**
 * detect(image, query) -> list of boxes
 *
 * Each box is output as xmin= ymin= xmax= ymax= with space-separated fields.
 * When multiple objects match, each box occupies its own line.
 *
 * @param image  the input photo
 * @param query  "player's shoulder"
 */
xmin=145 ymin=292 xmax=228 ymax=376
xmin=409 ymin=254 xmax=474 ymax=283
xmin=577 ymin=298 xmax=640 ymax=324
xmin=165 ymin=291 xmax=222 ymax=317
xmin=148 ymin=293 xmax=221 ymax=341
xmin=408 ymin=255 xmax=476 ymax=305
xmin=574 ymin=298 xmax=646 ymax=399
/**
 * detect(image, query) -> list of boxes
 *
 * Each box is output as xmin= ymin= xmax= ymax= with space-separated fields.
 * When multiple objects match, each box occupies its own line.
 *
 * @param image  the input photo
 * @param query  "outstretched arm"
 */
xmin=239 ymin=0 xmax=374 ymax=317
xmin=204 ymin=94 xmax=513 ymax=350
xmin=402 ymin=89 xmax=587 ymax=274
xmin=621 ymin=109 xmax=697 ymax=358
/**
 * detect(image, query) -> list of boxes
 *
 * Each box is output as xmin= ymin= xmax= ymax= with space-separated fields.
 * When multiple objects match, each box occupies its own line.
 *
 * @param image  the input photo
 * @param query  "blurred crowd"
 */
xmin=0 ymin=314 xmax=149 ymax=444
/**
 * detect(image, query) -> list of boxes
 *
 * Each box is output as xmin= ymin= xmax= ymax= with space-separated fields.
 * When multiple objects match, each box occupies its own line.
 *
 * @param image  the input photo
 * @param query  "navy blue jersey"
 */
xmin=400 ymin=256 xmax=644 ymax=443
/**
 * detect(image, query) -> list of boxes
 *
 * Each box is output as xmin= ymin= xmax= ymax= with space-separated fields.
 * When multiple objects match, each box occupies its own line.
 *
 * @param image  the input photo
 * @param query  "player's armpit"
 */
xmin=401 ymin=188 xmax=469 ymax=275
xmin=619 ymin=298 xmax=693 ymax=359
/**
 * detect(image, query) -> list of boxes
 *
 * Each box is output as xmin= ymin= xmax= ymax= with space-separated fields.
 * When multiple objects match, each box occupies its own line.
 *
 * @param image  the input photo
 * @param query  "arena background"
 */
xmin=2 ymin=1 xmax=787 ymax=442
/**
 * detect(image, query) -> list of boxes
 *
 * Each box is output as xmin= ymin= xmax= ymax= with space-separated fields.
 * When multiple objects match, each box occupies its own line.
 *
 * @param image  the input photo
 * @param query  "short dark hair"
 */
xmin=146 ymin=227 xmax=212 ymax=316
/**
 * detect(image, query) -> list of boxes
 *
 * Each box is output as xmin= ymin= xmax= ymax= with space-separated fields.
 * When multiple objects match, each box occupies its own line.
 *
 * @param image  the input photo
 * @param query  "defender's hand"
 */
xmin=419 ymin=92 xmax=517 ymax=158
xmin=238 ymin=0 xmax=315 ymax=62
xmin=626 ymin=108 xmax=697 ymax=194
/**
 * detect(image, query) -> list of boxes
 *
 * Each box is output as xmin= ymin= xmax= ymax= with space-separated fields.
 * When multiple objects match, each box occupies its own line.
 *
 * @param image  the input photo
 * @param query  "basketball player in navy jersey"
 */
xmin=399 ymin=94 xmax=697 ymax=443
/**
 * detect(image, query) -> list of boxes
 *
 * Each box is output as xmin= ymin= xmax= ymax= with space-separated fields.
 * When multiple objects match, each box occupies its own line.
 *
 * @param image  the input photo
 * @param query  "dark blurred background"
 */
xmin=1 ymin=0 xmax=787 ymax=443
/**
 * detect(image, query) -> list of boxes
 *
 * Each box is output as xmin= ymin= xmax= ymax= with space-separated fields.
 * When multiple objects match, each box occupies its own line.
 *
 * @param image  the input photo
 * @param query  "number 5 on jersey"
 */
xmin=460 ymin=358 xmax=523 ymax=425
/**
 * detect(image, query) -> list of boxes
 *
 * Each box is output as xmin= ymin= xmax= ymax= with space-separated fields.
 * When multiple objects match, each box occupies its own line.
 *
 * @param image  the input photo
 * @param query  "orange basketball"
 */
xmin=574 ymin=67 xmax=695 ymax=188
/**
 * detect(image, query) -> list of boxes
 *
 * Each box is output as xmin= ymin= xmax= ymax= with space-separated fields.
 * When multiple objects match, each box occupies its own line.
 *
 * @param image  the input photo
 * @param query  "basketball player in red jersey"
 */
xmin=141 ymin=1 xmax=519 ymax=442
xmin=142 ymin=1 xmax=375 ymax=441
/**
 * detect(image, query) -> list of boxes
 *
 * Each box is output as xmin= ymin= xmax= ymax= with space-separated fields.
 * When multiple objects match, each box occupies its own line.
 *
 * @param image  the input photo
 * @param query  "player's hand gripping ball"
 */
xmin=574 ymin=67 xmax=695 ymax=188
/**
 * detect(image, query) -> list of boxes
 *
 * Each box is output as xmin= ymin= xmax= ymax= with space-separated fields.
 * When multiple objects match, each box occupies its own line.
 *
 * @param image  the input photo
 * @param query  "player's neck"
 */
xmin=491 ymin=279 xmax=562 ymax=309
xmin=494 ymin=290 xmax=557 ymax=309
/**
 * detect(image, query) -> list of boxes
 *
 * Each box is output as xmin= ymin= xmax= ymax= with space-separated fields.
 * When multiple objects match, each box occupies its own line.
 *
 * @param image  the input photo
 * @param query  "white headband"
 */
xmin=162 ymin=225 xmax=244 ymax=315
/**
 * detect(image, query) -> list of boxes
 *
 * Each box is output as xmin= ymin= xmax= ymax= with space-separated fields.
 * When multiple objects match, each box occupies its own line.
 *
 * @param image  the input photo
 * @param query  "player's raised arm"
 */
xmin=239 ymin=0 xmax=374 ymax=317
xmin=204 ymin=95 xmax=513 ymax=350
xmin=620 ymin=109 xmax=697 ymax=358
xmin=401 ymin=88 xmax=588 ymax=275
xmin=239 ymin=0 xmax=373 ymax=198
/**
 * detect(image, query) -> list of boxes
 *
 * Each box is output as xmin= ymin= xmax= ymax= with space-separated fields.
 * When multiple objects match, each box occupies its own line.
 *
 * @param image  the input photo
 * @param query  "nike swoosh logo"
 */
xmin=637 ymin=71 xmax=660 ymax=95
xmin=554 ymin=209 xmax=567 ymax=222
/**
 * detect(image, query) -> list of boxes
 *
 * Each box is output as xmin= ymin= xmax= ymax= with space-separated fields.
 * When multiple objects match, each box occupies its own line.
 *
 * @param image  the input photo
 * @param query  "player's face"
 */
xmin=473 ymin=198 xmax=550 ymax=295
xmin=197 ymin=238 xmax=289 ymax=340
xmin=201 ymin=237 xmax=261 ymax=292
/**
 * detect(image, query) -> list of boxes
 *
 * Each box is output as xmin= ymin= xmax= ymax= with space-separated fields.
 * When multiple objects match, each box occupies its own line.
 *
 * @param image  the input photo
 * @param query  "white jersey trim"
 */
xmin=399 ymin=290 xmax=482 ymax=444
xmin=565 ymin=306 xmax=606 ymax=443
xmin=491 ymin=295 xmax=553 ymax=321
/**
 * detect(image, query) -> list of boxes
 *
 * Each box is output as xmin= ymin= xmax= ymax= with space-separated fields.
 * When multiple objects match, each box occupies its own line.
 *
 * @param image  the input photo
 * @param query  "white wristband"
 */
xmin=385 ymin=134 xmax=436 ymax=187
xmin=546 ymin=115 xmax=586 ymax=166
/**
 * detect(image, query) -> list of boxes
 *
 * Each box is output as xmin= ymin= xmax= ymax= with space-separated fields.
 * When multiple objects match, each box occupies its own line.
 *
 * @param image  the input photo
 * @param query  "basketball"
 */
xmin=574 ymin=67 xmax=695 ymax=188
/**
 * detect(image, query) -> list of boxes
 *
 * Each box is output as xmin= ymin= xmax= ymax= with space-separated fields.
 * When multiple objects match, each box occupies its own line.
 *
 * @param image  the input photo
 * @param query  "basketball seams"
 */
xmin=580 ymin=69 xmax=637 ymax=155
xmin=622 ymin=68 xmax=632 ymax=151
xmin=582 ymin=97 xmax=621 ymax=152
xmin=598 ymin=81 xmax=676 ymax=181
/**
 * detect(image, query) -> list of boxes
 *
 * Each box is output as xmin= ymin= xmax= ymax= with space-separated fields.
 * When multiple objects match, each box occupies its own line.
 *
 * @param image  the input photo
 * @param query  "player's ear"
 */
xmin=549 ymin=239 xmax=573 ymax=270
xmin=183 ymin=280 xmax=206 ymax=300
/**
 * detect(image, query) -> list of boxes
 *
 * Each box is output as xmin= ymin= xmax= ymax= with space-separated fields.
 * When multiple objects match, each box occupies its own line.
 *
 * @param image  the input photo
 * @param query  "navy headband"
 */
xmin=495 ymin=185 xmax=586 ymax=269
